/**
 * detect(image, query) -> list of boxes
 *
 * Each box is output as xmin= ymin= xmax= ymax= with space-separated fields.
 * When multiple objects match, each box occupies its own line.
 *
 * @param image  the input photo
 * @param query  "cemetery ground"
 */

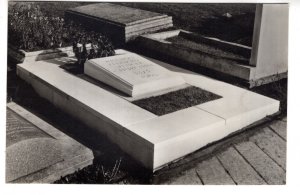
xmin=6 ymin=2 xmax=287 ymax=184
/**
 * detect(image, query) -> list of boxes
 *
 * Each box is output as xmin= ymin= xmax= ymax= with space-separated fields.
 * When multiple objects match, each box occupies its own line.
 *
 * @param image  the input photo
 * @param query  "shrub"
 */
xmin=68 ymin=21 xmax=115 ymax=67
xmin=8 ymin=2 xmax=115 ymax=64
xmin=8 ymin=3 xmax=67 ymax=51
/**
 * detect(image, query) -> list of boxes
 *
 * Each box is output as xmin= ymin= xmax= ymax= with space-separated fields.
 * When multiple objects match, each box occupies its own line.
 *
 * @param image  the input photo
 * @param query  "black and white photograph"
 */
xmin=3 ymin=0 xmax=296 ymax=188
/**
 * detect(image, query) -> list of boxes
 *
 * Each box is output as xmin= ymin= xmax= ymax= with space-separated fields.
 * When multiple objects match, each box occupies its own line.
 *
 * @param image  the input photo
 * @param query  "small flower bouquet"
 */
xmin=71 ymin=27 xmax=115 ymax=69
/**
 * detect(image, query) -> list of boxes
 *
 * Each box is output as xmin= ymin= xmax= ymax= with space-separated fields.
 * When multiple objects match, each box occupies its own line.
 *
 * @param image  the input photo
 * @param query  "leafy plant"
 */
xmin=8 ymin=2 xmax=115 ymax=64
xmin=54 ymin=158 xmax=123 ymax=184
xmin=69 ymin=21 xmax=115 ymax=68
xmin=8 ymin=3 xmax=67 ymax=51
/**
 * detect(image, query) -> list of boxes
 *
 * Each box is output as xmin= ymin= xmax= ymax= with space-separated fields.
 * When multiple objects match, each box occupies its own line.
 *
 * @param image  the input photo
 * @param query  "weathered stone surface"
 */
xmin=269 ymin=120 xmax=287 ymax=140
xmin=249 ymin=127 xmax=286 ymax=169
xmin=164 ymin=169 xmax=202 ymax=185
xmin=84 ymin=53 xmax=186 ymax=97
xmin=217 ymin=147 xmax=266 ymax=185
xmin=68 ymin=3 xmax=164 ymax=25
xmin=6 ymin=110 xmax=49 ymax=146
xmin=235 ymin=141 xmax=286 ymax=184
xmin=6 ymin=137 xmax=63 ymax=182
xmin=6 ymin=103 xmax=94 ymax=183
xmin=196 ymin=156 xmax=235 ymax=185
xmin=66 ymin=3 xmax=173 ymax=43
xmin=6 ymin=109 xmax=63 ymax=182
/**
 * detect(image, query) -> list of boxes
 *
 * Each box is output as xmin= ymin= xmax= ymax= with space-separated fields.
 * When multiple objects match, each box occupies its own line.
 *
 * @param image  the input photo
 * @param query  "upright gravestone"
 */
xmin=65 ymin=3 xmax=173 ymax=45
xmin=84 ymin=53 xmax=186 ymax=97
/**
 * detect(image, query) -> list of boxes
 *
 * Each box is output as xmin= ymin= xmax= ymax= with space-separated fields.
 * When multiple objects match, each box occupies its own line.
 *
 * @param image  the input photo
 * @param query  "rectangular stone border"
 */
xmin=16 ymin=49 xmax=279 ymax=171
xmin=135 ymin=29 xmax=288 ymax=87
xmin=136 ymin=30 xmax=254 ymax=81
xmin=65 ymin=3 xmax=173 ymax=44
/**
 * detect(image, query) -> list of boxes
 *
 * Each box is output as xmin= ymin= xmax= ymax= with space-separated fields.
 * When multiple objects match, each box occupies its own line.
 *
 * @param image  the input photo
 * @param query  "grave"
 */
xmin=84 ymin=53 xmax=186 ymax=97
xmin=135 ymin=3 xmax=288 ymax=87
xmin=16 ymin=49 xmax=279 ymax=171
xmin=6 ymin=102 xmax=94 ymax=183
xmin=65 ymin=3 xmax=173 ymax=45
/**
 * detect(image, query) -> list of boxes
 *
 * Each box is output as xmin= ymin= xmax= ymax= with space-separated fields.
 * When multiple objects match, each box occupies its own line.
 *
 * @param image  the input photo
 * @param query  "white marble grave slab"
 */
xmin=84 ymin=53 xmax=186 ymax=97
xmin=17 ymin=49 xmax=279 ymax=171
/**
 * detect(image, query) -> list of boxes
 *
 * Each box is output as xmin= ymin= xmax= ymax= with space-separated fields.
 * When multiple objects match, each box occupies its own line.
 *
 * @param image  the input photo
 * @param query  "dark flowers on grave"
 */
xmin=72 ymin=33 xmax=115 ymax=70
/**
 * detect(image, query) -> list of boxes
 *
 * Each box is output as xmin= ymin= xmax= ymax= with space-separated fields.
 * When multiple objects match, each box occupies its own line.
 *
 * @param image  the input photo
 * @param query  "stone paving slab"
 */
xmin=6 ymin=102 xmax=94 ymax=183
xmin=217 ymin=147 xmax=266 ymax=185
xmin=249 ymin=127 xmax=286 ymax=170
xmin=163 ymin=168 xmax=202 ymax=185
xmin=269 ymin=119 xmax=287 ymax=140
xmin=195 ymin=156 xmax=235 ymax=185
xmin=234 ymin=141 xmax=286 ymax=184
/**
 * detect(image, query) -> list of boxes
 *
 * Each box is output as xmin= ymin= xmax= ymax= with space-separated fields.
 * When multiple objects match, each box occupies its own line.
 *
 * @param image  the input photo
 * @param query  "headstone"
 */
xmin=84 ymin=53 xmax=186 ymax=97
xmin=65 ymin=3 xmax=173 ymax=44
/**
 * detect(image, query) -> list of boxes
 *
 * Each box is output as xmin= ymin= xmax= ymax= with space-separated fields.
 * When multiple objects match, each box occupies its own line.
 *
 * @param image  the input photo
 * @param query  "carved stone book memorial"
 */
xmin=84 ymin=53 xmax=186 ymax=97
